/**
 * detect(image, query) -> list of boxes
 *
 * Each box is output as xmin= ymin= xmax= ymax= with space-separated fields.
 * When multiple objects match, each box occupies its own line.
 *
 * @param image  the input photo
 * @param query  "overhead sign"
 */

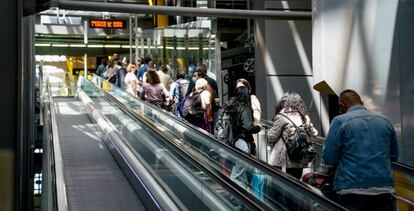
xmin=89 ymin=19 xmax=126 ymax=29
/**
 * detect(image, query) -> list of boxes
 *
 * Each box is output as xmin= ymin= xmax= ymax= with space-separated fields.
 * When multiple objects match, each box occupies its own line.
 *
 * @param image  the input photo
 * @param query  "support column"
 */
xmin=254 ymin=1 xmax=268 ymax=119
xmin=0 ymin=0 xmax=22 ymax=210
xmin=184 ymin=34 xmax=189 ymax=72
xmin=198 ymin=33 xmax=203 ymax=64
xmin=176 ymin=0 xmax=182 ymax=24
xmin=84 ymin=20 xmax=88 ymax=78
xmin=129 ymin=16 xmax=133 ymax=62
xmin=172 ymin=36 xmax=177 ymax=72
xmin=140 ymin=38 xmax=144 ymax=58
xmin=214 ymin=33 xmax=223 ymax=105
xmin=134 ymin=15 xmax=138 ymax=63
xmin=162 ymin=35 xmax=166 ymax=65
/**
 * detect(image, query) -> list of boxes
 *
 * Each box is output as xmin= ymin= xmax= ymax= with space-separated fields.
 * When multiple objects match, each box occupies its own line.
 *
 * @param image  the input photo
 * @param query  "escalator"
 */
xmin=81 ymin=76 xmax=347 ymax=210
xmin=44 ymin=77 xmax=278 ymax=210
xmin=43 ymin=71 xmax=414 ymax=210
xmin=53 ymin=97 xmax=145 ymax=210
xmin=97 ymin=73 xmax=414 ymax=209
xmin=78 ymin=82 xmax=260 ymax=210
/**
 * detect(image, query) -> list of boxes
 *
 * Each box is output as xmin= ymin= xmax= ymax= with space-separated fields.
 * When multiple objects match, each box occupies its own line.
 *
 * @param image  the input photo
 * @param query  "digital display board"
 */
xmin=89 ymin=20 xmax=126 ymax=29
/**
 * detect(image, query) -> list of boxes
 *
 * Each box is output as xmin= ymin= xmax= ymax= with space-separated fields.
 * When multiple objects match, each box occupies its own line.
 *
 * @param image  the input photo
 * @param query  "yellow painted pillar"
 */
xmin=151 ymin=0 xmax=168 ymax=28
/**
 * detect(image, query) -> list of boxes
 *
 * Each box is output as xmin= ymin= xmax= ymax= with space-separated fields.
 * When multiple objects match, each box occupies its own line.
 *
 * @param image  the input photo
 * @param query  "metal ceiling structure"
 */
xmin=38 ymin=8 xmax=149 ymax=18
xmin=54 ymin=0 xmax=311 ymax=20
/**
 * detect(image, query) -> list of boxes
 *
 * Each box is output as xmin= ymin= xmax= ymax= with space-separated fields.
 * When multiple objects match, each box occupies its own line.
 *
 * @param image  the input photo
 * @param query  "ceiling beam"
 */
xmin=54 ymin=0 xmax=311 ymax=20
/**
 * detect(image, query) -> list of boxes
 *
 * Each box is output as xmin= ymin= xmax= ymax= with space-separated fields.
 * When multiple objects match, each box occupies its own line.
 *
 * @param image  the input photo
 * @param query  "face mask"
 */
xmin=192 ymin=77 xmax=197 ymax=82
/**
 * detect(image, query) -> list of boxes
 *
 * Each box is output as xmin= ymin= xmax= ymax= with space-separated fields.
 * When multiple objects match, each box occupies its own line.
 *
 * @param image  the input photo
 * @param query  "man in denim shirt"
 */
xmin=323 ymin=89 xmax=398 ymax=210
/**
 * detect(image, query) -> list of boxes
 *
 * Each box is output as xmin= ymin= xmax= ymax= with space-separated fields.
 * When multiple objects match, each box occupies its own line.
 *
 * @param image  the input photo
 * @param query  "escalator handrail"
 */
xmin=90 ymin=78 xmax=347 ymax=210
xmin=46 ymin=78 xmax=69 ymax=211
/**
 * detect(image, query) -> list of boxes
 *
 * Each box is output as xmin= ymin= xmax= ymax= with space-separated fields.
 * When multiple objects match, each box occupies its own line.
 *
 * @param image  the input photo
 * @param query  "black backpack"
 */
xmin=278 ymin=113 xmax=316 ymax=164
xmin=107 ymin=73 xmax=117 ymax=84
xmin=181 ymin=91 xmax=204 ymax=122
xmin=214 ymin=108 xmax=238 ymax=146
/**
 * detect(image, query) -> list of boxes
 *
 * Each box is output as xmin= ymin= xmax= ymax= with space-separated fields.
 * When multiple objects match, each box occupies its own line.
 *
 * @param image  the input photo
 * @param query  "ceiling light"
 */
xmin=52 ymin=44 xmax=69 ymax=47
xmin=88 ymin=44 xmax=104 ymax=48
xmin=104 ymin=44 xmax=121 ymax=48
xmin=121 ymin=45 xmax=137 ymax=49
xmin=35 ymin=43 xmax=51 ymax=47
xmin=70 ymin=44 xmax=86 ymax=47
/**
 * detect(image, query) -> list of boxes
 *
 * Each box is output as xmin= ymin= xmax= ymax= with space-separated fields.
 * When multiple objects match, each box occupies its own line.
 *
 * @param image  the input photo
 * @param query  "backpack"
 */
xmin=278 ymin=113 xmax=316 ymax=164
xmin=177 ymin=95 xmax=189 ymax=117
xmin=107 ymin=72 xmax=117 ymax=84
xmin=177 ymin=80 xmax=189 ymax=102
xmin=214 ymin=107 xmax=238 ymax=146
xmin=180 ymin=91 xmax=204 ymax=122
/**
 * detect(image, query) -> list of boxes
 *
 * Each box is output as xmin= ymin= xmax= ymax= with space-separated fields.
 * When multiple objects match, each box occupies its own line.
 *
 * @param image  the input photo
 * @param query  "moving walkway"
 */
xmin=42 ymin=75 xmax=347 ymax=210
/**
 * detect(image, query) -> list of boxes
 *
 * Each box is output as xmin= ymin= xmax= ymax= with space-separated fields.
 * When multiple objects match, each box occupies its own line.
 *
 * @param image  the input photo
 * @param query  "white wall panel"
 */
xmin=313 ymin=0 xmax=414 ymax=165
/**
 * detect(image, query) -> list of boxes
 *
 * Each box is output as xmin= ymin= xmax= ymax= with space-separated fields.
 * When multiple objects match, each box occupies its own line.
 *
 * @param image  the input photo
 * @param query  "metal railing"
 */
xmin=41 ymin=77 xmax=69 ymax=211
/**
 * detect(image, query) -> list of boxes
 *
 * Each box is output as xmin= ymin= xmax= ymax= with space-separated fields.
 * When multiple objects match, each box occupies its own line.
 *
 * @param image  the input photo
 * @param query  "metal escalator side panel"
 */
xmin=78 ymin=90 xmax=182 ymax=211
xmin=79 ymin=82 xmax=256 ymax=210
xmin=47 ymin=79 xmax=69 ymax=211
xmin=81 ymin=89 xmax=240 ymax=210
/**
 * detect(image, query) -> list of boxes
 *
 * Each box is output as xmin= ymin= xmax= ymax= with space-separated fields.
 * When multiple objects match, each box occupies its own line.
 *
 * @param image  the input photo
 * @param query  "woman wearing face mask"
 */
xmin=185 ymin=70 xmax=202 ymax=96
xmin=236 ymin=79 xmax=261 ymax=124
xmin=235 ymin=78 xmax=262 ymax=156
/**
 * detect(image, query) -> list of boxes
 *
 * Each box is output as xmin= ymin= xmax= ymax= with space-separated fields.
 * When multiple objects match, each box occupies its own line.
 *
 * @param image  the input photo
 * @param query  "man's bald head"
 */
xmin=339 ymin=89 xmax=363 ymax=113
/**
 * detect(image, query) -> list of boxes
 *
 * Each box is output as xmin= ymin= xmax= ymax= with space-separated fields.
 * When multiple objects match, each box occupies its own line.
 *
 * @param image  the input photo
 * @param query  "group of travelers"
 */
xmin=96 ymin=54 xmax=172 ymax=109
xmin=97 ymin=53 xmax=398 ymax=211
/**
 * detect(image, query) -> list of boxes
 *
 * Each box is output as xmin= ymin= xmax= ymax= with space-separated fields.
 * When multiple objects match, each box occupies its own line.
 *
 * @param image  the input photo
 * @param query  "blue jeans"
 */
xmin=229 ymin=139 xmax=253 ymax=210
xmin=231 ymin=139 xmax=251 ymax=188
xmin=234 ymin=138 xmax=250 ymax=154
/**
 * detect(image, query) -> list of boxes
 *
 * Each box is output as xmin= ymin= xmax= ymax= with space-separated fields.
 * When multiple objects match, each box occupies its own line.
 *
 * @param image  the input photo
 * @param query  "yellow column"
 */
xmin=151 ymin=0 xmax=168 ymax=28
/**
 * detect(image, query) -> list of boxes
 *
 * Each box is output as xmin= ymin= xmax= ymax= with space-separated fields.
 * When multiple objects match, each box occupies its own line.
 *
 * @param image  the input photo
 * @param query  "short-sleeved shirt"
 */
xmin=140 ymin=83 xmax=169 ymax=103
xmin=124 ymin=72 xmax=138 ymax=97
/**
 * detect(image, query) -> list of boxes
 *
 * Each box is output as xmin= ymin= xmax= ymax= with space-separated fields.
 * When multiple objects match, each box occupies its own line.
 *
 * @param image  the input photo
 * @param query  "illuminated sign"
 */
xmin=89 ymin=20 xmax=126 ymax=29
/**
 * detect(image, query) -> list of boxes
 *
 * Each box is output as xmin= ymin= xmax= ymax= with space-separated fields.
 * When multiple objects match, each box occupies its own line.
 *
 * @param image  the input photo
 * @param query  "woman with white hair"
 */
xmin=182 ymin=78 xmax=213 ymax=133
xmin=195 ymin=78 xmax=212 ymax=115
